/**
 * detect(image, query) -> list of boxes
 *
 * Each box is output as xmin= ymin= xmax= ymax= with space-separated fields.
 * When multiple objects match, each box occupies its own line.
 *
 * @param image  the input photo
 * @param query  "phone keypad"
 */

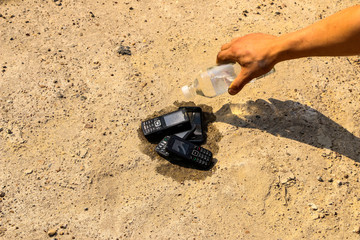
xmin=190 ymin=146 xmax=212 ymax=167
xmin=155 ymin=136 xmax=170 ymax=157
xmin=143 ymin=119 xmax=162 ymax=134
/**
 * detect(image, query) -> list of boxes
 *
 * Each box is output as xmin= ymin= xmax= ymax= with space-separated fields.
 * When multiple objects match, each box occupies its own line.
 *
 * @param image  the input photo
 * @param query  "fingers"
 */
xmin=216 ymin=48 xmax=236 ymax=65
xmin=220 ymin=42 xmax=232 ymax=51
xmin=221 ymin=37 xmax=239 ymax=50
xmin=228 ymin=71 xmax=253 ymax=95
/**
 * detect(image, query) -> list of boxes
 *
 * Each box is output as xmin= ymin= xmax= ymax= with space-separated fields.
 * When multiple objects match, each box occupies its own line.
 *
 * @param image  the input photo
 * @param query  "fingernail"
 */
xmin=228 ymin=88 xmax=237 ymax=95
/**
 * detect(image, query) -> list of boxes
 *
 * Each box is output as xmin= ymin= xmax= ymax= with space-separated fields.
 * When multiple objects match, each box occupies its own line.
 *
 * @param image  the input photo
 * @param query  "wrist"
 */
xmin=271 ymin=31 xmax=306 ymax=64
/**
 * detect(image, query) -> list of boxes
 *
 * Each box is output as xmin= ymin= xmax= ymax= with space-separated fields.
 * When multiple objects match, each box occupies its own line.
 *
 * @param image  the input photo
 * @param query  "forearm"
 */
xmin=273 ymin=5 xmax=360 ymax=62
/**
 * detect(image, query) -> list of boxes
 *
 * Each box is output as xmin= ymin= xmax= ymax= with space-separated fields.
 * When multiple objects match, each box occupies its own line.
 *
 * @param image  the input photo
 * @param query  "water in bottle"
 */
xmin=182 ymin=63 xmax=274 ymax=98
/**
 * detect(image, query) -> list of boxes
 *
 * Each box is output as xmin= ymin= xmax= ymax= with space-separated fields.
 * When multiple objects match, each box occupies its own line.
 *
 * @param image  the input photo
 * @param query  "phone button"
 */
xmin=192 ymin=150 xmax=199 ymax=157
xmin=154 ymin=119 xmax=161 ymax=127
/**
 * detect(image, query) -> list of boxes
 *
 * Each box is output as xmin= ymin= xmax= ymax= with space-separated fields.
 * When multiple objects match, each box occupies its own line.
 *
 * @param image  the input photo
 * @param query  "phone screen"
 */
xmin=192 ymin=112 xmax=202 ymax=135
xmin=175 ymin=129 xmax=191 ymax=139
xmin=163 ymin=111 xmax=186 ymax=126
xmin=171 ymin=139 xmax=189 ymax=155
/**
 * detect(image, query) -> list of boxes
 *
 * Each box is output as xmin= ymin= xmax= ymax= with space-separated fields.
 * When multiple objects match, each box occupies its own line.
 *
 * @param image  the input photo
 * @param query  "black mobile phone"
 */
xmin=141 ymin=109 xmax=192 ymax=142
xmin=178 ymin=107 xmax=205 ymax=144
xmin=156 ymin=126 xmax=195 ymax=157
xmin=174 ymin=125 xmax=196 ymax=139
xmin=156 ymin=135 xmax=213 ymax=168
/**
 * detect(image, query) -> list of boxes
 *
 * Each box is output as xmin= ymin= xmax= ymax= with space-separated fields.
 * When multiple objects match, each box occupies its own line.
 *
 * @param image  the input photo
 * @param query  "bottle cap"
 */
xmin=181 ymin=85 xmax=193 ymax=98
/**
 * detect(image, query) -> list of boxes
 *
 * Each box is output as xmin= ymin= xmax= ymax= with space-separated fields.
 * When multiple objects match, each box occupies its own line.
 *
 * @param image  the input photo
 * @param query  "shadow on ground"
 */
xmin=215 ymin=98 xmax=360 ymax=162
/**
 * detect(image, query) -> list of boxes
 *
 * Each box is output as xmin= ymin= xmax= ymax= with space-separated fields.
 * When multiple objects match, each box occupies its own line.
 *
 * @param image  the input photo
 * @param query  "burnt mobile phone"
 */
xmin=141 ymin=109 xmax=192 ymax=142
xmin=178 ymin=107 xmax=205 ymax=144
xmin=174 ymin=125 xmax=196 ymax=139
xmin=156 ymin=135 xmax=213 ymax=168
xmin=156 ymin=126 xmax=195 ymax=157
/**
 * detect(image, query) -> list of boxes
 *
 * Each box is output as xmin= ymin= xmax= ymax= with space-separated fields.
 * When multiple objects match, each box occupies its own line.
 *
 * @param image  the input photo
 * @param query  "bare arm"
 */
xmin=217 ymin=5 xmax=360 ymax=95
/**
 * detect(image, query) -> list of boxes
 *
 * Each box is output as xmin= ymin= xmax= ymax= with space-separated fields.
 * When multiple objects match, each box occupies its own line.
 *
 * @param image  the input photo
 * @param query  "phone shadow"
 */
xmin=215 ymin=98 xmax=360 ymax=162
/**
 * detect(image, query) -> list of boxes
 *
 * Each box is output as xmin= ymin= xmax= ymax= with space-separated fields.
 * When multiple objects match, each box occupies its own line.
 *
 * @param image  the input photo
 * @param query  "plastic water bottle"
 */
xmin=181 ymin=63 xmax=274 ymax=98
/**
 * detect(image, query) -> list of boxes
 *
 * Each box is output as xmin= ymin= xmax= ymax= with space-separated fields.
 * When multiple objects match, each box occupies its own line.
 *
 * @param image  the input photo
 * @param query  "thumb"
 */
xmin=228 ymin=70 xmax=253 ymax=95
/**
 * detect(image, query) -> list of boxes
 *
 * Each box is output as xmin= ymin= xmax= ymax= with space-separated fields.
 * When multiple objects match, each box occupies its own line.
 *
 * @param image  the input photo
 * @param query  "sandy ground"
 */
xmin=1 ymin=0 xmax=360 ymax=239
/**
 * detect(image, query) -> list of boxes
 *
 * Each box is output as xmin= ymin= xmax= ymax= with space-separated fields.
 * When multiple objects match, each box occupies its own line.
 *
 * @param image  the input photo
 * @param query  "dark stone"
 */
xmin=56 ymin=92 xmax=64 ymax=98
xmin=117 ymin=45 xmax=131 ymax=56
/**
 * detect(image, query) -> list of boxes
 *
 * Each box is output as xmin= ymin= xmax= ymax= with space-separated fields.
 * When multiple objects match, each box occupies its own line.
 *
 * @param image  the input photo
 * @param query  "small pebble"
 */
xmin=353 ymin=226 xmax=360 ymax=234
xmin=308 ymin=203 xmax=318 ymax=210
xmin=0 ymin=191 xmax=5 ymax=197
xmin=317 ymin=176 xmax=324 ymax=182
xmin=117 ymin=45 xmax=131 ymax=56
xmin=79 ymin=149 xmax=88 ymax=158
xmin=311 ymin=213 xmax=320 ymax=220
xmin=56 ymin=92 xmax=64 ymax=98
xmin=24 ymin=169 xmax=33 ymax=175
xmin=47 ymin=228 xmax=57 ymax=237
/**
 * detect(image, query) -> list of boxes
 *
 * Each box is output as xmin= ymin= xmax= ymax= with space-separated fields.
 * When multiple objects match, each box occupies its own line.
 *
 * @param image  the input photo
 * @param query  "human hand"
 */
xmin=217 ymin=33 xmax=279 ymax=95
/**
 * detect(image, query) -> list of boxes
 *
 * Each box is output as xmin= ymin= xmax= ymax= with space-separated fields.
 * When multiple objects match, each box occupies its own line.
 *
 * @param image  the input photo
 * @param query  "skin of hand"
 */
xmin=217 ymin=33 xmax=279 ymax=95
xmin=218 ymin=5 xmax=360 ymax=95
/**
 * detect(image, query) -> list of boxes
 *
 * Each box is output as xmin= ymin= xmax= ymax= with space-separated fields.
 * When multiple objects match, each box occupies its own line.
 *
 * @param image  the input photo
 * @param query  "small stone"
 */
xmin=308 ymin=203 xmax=318 ymax=210
xmin=47 ymin=228 xmax=57 ymax=237
xmin=56 ymin=92 xmax=64 ymax=98
xmin=280 ymin=171 xmax=295 ymax=184
xmin=311 ymin=213 xmax=320 ymax=220
xmin=58 ymin=230 xmax=64 ymax=235
xmin=353 ymin=226 xmax=360 ymax=234
xmin=79 ymin=149 xmax=88 ymax=158
xmin=337 ymin=181 xmax=343 ymax=186
xmin=84 ymin=123 xmax=93 ymax=129
xmin=317 ymin=176 xmax=324 ymax=182
xmin=0 ymin=191 xmax=5 ymax=197
xmin=84 ymin=207 xmax=88 ymax=211
xmin=24 ymin=169 xmax=33 ymax=175
xmin=60 ymin=224 xmax=67 ymax=229
xmin=117 ymin=45 xmax=131 ymax=56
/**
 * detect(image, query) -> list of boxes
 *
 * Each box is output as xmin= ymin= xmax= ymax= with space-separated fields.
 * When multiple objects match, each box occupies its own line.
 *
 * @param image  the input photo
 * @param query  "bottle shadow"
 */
xmin=215 ymin=98 xmax=360 ymax=162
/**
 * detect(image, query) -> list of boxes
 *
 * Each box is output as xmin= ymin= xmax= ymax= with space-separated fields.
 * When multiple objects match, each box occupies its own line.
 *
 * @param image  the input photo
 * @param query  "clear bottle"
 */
xmin=182 ymin=63 xmax=274 ymax=98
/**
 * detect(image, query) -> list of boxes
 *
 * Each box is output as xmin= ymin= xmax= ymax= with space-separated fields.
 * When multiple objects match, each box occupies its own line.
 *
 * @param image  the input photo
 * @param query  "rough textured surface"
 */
xmin=1 ymin=0 xmax=360 ymax=239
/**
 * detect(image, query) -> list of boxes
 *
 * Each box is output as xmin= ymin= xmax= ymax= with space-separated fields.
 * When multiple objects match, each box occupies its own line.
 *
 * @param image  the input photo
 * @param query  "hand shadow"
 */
xmin=215 ymin=98 xmax=360 ymax=162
